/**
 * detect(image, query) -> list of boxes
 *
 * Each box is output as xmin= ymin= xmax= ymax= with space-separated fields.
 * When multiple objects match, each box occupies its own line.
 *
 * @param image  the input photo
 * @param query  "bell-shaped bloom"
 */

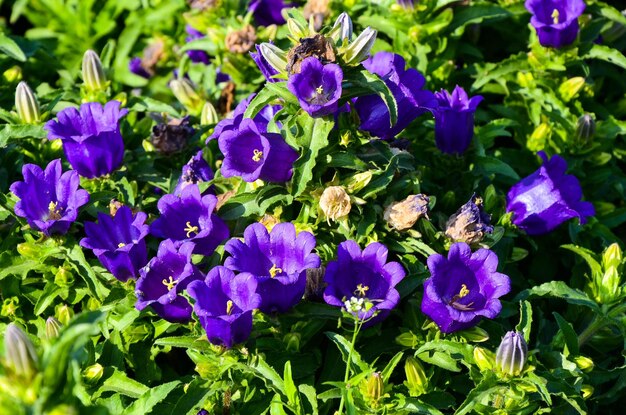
xmin=434 ymin=86 xmax=483 ymax=154
xmin=445 ymin=194 xmax=493 ymax=245
xmin=218 ymin=118 xmax=298 ymax=183
xmin=80 ymin=206 xmax=149 ymax=282
xmin=10 ymin=159 xmax=89 ymax=236
xmin=287 ymin=57 xmax=343 ymax=118
xmin=150 ymin=185 xmax=229 ymax=255
xmin=45 ymin=101 xmax=128 ymax=178
xmin=249 ymin=0 xmax=291 ymax=26
xmin=323 ymin=240 xmax=406 ymax=324
xmin=187 ymin=266 xmax=262 ymax=348
xmin=129 ymin=57 xmax=151 ymax=79
xmin=135 ymin=240 xmax=203 ymax=322
xmin=355 ymin=52 xmax=436 ymax=140
xmin=506 ymin=152 xmax=594 ymax=235
xmin=173 ymin=150 xmax=215 ymax=196
xmin=185 ymin=25 xmax=211 ymax=64
xmin=208 ymin=93 xmax=281 ymax=142
xmin=525 ymin=0 xmax=586 ymax=48
xmin=251 ymin=44 xmax=279 ymax=83
xmin=421 ymin=242 xmax=511 ymax=333
xmin=224 ymin=222 xmax=320 ymax=313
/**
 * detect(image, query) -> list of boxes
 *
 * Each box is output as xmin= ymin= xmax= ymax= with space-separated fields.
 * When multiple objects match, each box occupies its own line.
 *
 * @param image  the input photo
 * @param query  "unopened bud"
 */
xmin=4 ymin=323 xmax=38 ymax=381
xmin=54 ymin=266 xmax=74 ymax=287
xmin=330 ymin=12 xmax=353 ymax=42
xmin=404 ymin=357 xmax=427 ymax=397
xmin=319 ymin=186 xmax=351 ymax=221
xmin=48 ymin=405 xmax=79 ymax=415
xmin=283 ymin=333 xmax=301 ymax=352
xmin=287 ymin=18 xmax=309 ymax=40
xmin=46 ymin=317 xmax=62 ymax=340
xmin=362 ymin=372 xmax=384 ymax=407
xmin=473 ymin=347 xmax=495 ymax=372
xmin=575 ymin=114 xmax=595 ymax=147
xmin=527 ymin=123 xmax=550 ymax=152
xmin=4 ymin=65 xmax=22 ymax=83
xmin=342 ymin=27 xmax=377 ymax=65
xmin=581 ymin=384 xmax=594 ymax=399
xmin=598 ymin=243 xmax=622 ymax=304
xmin=396 ymin=0 xmax=417 ymax=9
xmin=259 ymin=43 xmax=288 ymax=74
xmin=82 ymin=50 xmax=107 ymax=92
xmin=516 ymin=71 xmax=534 ymax=88
xmin=201 ymin=101 xmax=219 ymax=125
xmin=56 ymin=304 xmax=73 ymax=325
xmin=15 ymin=81 xmax=40 ymax=124
xmin=460 ymin=326 xmax=490 ymax=342
xmin=495 ymin=331 xmax=527 ymax=377
xmin=82 ymin=363 xmax=104 ymax=384
xmin=345 ymin=171 xmax=373 ymax=193
xmin=384 ymin=194 xmax=429 ymax=231
xmin=559 ymin=77 xmax=586 ymax=102
xmin=170 ymin=78 xmax=203 ymax=114
xmin=573 ymin=355 xmax=594 ymax=372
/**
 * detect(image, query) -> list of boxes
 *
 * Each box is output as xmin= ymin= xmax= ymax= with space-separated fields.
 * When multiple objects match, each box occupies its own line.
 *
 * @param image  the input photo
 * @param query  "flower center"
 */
xmin=354 ymin=283 xmax=369 ymax=297
xmin=551 ymin=8 xmax=560 ymax=24
xmin=162 ymin=276 xmax=177 ymax=291
xmin=344 ymin=296 xmax=365 ymax=313
xmin=118 ymin=243 xmax=126 ymax=248
xmin=226 ymin=300 xmax=234 ymax=315
xmin=449 ymin=284 xmax=474 ymax=311
xmin=309 ymin=85 xmax=331 ymax=105
xmin=252 ymin=149 xmax=263 ymax=162
xmin=269 ymin=264 xmax=283 ymax=278
xmin=48 ymin=201 xmax=63 ymax=220
xmin=184 ymin=221 xmax=199 ymax=237
xmin=316 ymin=85 xmax=324 ymax=94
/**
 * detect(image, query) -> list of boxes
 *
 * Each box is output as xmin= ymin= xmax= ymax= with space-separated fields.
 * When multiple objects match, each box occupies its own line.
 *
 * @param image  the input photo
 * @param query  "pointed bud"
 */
xmin=362 ymin=372 xmax=384 ymax=407
xmin=201 ymin=101 xmax=219 ymax=125
xmin=46 ymin=317 xmax=62 ymax=340
xmin=599 ymin=243 xmax=622 ymax=304
xmin=330 ymin=12 xmax=353 ymax=42
xmin=287 ymin=17 xmax=309 ymax=40
xmin=82 ymin=50 xmax=107 ymax=92
xmin=473 ymin=347 xmax=495 ymax=372
xmin=573 ymin=355 xmax=594 ymax=373
xmin=575 ymin=114 xmax=595 ymax=147
xmin=319 ymin=186 xmax=351 ymax=221
xmin=345 ymin=171 xmax=373 ymax=193
xmin=82 ymin=363 xmax=104 ymax=384
xmin=559 ymin=77 xmax=585 ymax=102
xmin=283 ymin=333 xmax=301 ymax=352
xmin=581 ymin=384 xmax=594 ymax=399
xmin=4 ymin=323 xmax=38 ymax=381
xmin=15 ymin=81 xmax=40 ymax=124
xmin=4 ymin=65 xmax=22 ymax=83
xmin=54 ymin=266 xmax=74 ymax=287
xmin=259 ymin=43 xmax=288 ymax=75
xmin=495 ymin=331 xmax=527 ymax=377
xmin=404 ymin=357 xmax=427 ymax=397
xmin=56 ymin=304 xmax=73 ymax=325
xmin=170 ymin=78 xmax=203 ymax=114
xmin=527 ymin=123 xmax=550 ymax=152
xmin=342 ymin=27 xmax=377 ymax=65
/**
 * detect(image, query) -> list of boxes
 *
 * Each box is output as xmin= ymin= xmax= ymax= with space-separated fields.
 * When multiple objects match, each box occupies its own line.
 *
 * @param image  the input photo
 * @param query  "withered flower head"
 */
xmin=286 ymin=34 xmax=336 ymax=74
xmin=303 ymin=0 xmax=330 ymax=31
xmin=384 ymin=194 xmax=430 ymax=231
xmin=151 ymin=115 xmax=195 ymax=154
xmin=319 ymin=186 xmax=351 ymax=221
xmin=217 ymin=82 xmax=236 ymax=115
xmin=225 ymin=25 xmax=257 ymax=54
xmin=304 ymin=266 xmax=326 ymax=300
xmin=445 ymin=194 xmax=493 ymax=245
xmin=109 ymin=198 xmax=124 ymax=216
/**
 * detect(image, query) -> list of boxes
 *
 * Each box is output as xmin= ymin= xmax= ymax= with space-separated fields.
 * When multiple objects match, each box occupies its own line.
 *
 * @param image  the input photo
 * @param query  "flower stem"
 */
xmin=337 ymin=319 xmax=362 ymax=415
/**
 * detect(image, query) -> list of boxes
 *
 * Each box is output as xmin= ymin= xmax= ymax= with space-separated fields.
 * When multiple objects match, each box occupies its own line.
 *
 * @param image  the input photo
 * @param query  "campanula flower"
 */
xmin=208 ymin=93 xmax=281 ymax=142
xmin=173 ymin=150 xmax=215 ymax=196
xmin=80 ymin=206 xmax=149 ymax=282
xmin=421 ymin=242 xmax=510 ymax=333
xmin=249 ymin=0 xmax=291 ymax=26
xmin=185 ymin=25 xmax=211 ymax=64
xmin=129 ymin=57 xmax=151 ymax=79
xmin=355 ymin=52 xmax=436 ymax=140
xmin=525 ymin=0 xmax=586 ymax=48
xmin=434 ymin=86 xmax=483 ymax=154
xmin=506 ymin=152 xmax=594 ymax=235
xmin=218 ymin=118 xmax=299 ymax=183
xmin=45 ymin=101 xmax=128 ymax=178
xmin=187 ymin=266 xmax=261 ymax=348
xmin=10 ymin=159 xmax=89 ymax=236
xmin=287 ymin=57 xmax=343 ymax=118
xmin=445 ymin=194 xmax=493 ymax=245
xmin=496 ymin=331 xmax=528 ymax=376
xmin=135 ymin=240 xmax=203 ymax=322
xmin=323 ymin=240 xmax=406 ymax=324
xmin=250 ymin=44 xmax=279 ymax=83
xmin=150 ymin=184 xmax=229 ymax=255
xmin=224 ymin=222 xmax=320 ymax=313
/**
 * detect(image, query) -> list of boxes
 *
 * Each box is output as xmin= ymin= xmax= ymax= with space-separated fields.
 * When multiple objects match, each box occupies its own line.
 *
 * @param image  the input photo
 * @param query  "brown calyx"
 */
xmin=286 ymin=34 xmax=336 ymax=74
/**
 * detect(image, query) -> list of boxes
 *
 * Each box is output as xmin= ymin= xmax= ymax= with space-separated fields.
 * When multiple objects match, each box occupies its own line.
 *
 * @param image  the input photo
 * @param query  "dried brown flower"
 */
xmin=286 ymin=34 xmax=336 ymax=74
xmin=384 ymin=194 xmax=430 ymax=231
xmin=225 ymin=25 xmax=257 ymax=54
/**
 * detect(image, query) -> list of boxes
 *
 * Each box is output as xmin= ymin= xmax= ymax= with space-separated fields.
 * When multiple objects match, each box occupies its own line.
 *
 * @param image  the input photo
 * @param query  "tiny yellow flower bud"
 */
xmin=319 ymin=186 xmax=351 ymax=221
xmin=170 ymin=78 xmax=203 ymax=114
xmin=527 ymin=123 xmax=551 ymax=152
xmin=83 ymin=363 xmax=104 ymax=384
xmin=573 ymin=355 xmax=594 ymax=373
xmin=362 ymin=372 xmax=384 ymax=407
xmin=473 ymin=347 xmax=495 ymax=372
xmin=581 ymin=384 xmax=594 ymax=399
xmin=56 ymin=304 xmax=74 ymax=325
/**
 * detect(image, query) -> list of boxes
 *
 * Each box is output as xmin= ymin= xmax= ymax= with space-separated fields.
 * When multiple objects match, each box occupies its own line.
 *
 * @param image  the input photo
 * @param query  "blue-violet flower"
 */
xmin=185 ymin=25 xmax=211 ymax=64
xmin=525 ymin=0 xmax=586 ymax=48
xmin=287 ymin=57 xmax=343 ymax=118
xmin=248 ymin=0 xmax=291 ymax=27
xmin=173 ymin=150 xmax=215 ymax=196
xmin=434 ymin=85 xmax=483 ymax=154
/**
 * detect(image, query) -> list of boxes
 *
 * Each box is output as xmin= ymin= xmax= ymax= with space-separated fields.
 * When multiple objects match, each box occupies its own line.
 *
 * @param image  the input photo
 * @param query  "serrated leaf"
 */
xmin=122 ymin=381 xmax=180 ymax=415
xmin=325 ymin=332 xmax=370 ymax=373
xmin=342 ymin=70 xmax=397 ymax=127
xmin=0 ymin=124 xmax=47 ymax=148
xmin=95 ymin=369 xmax=149 ymax=399
xmin=290 ymin=116 xmax=334 ymax=197
xmin=298 ymin=384 xmax=318 ymax=415
xmin=583 ymin=44 xmax=626 ymax=70
xmin=516 ymin=301 xmax=532 ymax=343
xmin=0 ymin=33 xmax=26 ymax=61
xmin=516 ymin=281 xmax=599 ymax=311
xmin=153 ymin=336 xmax=214 ymax=352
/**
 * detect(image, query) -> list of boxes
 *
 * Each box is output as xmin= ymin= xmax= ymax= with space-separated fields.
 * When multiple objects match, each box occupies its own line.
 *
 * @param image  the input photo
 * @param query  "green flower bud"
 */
xmin=4 ymin=65 xmax=22 ymax=83
xmin=56 ymin=304 xmax=73 ymax=325
xmin=48 ymin=405 xmax=79 ymax=415
xmin=259 ymin=43 xmax=288 ymax=75
xmin=404 ymin=357 xmax=427 ymax=397
xmin=15 ymin=81 xmax=40 ymax=124
xmin=527 ymin=123 xmax=550 ymax=152
xmin=345 ymin=171 xmax=373 ymax=193
xmin=595 ymin=243 xmax=623 ymax=304
xmin=573 ymin=355 xmax=594 ymax=373
xmin=460 ymin=326 xmax=490 ymax=342
xmin=341 ymin=27 xmax=377 ymax=65
xmin=283 ymin=333 xmax=301 ymax=352
xmin=82 ymin=50 xmax=107 ymax=92
xmin=473 ymin=346 xmax=495 ymax=372
xmin=4 ymin=323 xmax=38 ymax=381
xmin=46 ymin=317 xmax=62 ymax=340
xmin=82 ymin=363 xmax=104 ymax=384
xmin=287 ymin=17 xmax=309 ymax=41
xmin=581 ymin=384 xmax=594 ymax=399
xmin=54 ymin=266 xmax=74 ymax=287
xmin=1 ymin=297 xmax=20 ymax=317
xmin=495 ymin=331 xmax=527 ymax=377
xmin=558 ymin=77 xmax=585 ymax=102
xmin=362 ymin=372 xmax=384 ymax=407
xmin=200 ymin=101 xmax=219 ymax=126
xmin=170 ymin=78 xmax=203 ymax=114
xmin=575 ymin=114 xmax=595 ymax=147
xmin=330 ymin=12 xmax=353 ymax=42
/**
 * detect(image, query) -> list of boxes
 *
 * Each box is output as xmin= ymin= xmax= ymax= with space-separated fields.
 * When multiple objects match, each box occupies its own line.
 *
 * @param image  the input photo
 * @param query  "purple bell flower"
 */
xmin=208 ymin=93 xmax=281 ymax=142
xmin=250 ymin=44 xmax=279 ymax=83
xmin=135 ymin=240 xmax=203 ymax=322
xmin=248 ymin=0 xmax=291 ymax=26
xmin=525 ymin=0 xmax=586 ymax=48
xmin=80 ymin=206 xmax=149 ymax=282
xmin=44 ymin=101 xmax=128 ymax=178
xmin=187 ymin=266 xmax=261 ymax=348
xmin=129 ymin=57 xmax=151 ymax=79
xmin=506 ymin=151 xmax=594 ymax=235
xmin=287 ymin=57 xmax=343 ymax=118
xmin=421 ymin=242 xmax=511 ymax=334
xmin=397 ymin=0 xmax=417 ymax=9
xmin=355 ymin=52 xmax=436 ymax=140
xmin=323 ymin=240 xmax=406 ymax=325
xmin=173 ymin=150 xmax=215 ymax=196
xmin=150 ymin=184 xmax=229 ymax=255
xmin=434 ymin=85 xmax=483 ymax=154
xmin=224 ymin=222 xmax=320 ymax=313
xmin=10 ymin=159 xmax=89 ymax=236
xmin=185 ymin=25 xmax=211 ymax=64
xmin=218 ymin=118 xmax=299 ymax=183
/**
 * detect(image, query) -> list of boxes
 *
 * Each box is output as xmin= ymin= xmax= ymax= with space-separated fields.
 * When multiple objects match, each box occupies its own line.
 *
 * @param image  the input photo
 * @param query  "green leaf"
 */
xmin=95 ymin=369 xmax=149 ymax=399
xmin=248 ymin=354 xmax=286 ymax=396
xmin=325 ymin=332 xmax=370 ymax=373
xmin=34 ymin=282 xmax=64 ymax=316
xmin=290 ymin=116 xmax=334 ymax=197
xmin=218 ymin=192 xmax=262 ymax=220
xmin=360 ymin=155 xmax=400 ymax=199
xmin=0 ymin=124 xmax=47 ymax=148
xmin=342 ymin=70 xmax=397 ymax=127
xmin=244 ymin=87 xmax=282 ymax=120
xmin=0 ymin=33 xmax=26 ymax=61
xmin=64 ymin=244 xmax=110 ymax=301
xmin=270 ymin=393 xmax=288 ymax=415
xmin=122 ymin=381 xmax=181 ymax=415
xmin=395 ymin=395 xmax=445 ymax=415
xmin=381 ymin=351 xmax=403 ymax=383
xmin=516 ymin=300 xmax=533 ymax=343
xmin=298 ymin=384 xmax=318 ymax=415
xmin=153 ymin=336 xmax=215 ymax=352
xmin=416 ymin=341 xmax=473 ymax=372
xmin=583 ymin=44 xmax=626 ymax=70
xmin=283 ymin=361 xmax=301 ymax=411
xmin=553 ymin=312 xmax=579 ymax=356
xmin=516 ymin=281 xmax=599 ymax=312
xmin=561 ymin=244 xmax=602 ymax=278
xmin=448 ymin=5 xmax=511 ymax=33
xmin=472 ymin=156 xmax=519 ymax=180
xmin=454 ymin=373 xmax=502 ymax=415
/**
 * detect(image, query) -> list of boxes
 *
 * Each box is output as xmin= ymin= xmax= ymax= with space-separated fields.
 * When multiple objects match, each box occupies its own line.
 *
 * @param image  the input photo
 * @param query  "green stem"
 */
xmin=578 ymin=315 xmax=606 ymax=347
xmin=337 ymin=319 xmax=362 ymax=415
